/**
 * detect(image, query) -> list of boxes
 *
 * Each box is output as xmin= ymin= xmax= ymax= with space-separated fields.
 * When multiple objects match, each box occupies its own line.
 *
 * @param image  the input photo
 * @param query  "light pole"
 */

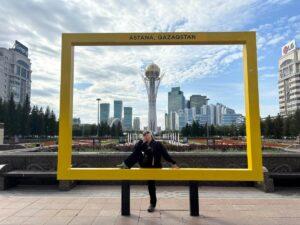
xmin=96 ymin=98 xmax=101 ymax=137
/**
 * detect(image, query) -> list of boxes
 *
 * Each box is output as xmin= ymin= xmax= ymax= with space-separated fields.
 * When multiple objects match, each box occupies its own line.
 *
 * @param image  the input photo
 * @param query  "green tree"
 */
xmin=44 ymin=106 xmax=51 ymax=136
xmin=191 ymin=121 xmax=200 ymax=137
xmin=273 ymin=114 xmax=283 ymax=139
xmin=21 ymin=95 xmax=31 ymax=136
xmin=30 ymin=106 xmax=39 ymax=136
xmin=264 ymin=115 xmax=274 ymax=138
xmin=292 ymin=109 xmax=300 ymax=136
xmin=6 ymin=94 xmax=17 ymax=137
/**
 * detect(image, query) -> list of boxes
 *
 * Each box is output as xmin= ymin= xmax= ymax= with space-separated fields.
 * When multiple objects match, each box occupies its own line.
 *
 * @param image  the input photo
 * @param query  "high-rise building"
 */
xmin=185 ymin=99 xmax=190 ymax=108
xmin=123 ymin=107 xmax=133 ymax=131
xmin=278 ymin=40 xmax=300 ymax=116
xmin=222 ymin=114 xmax=244 ymax=125
xmin=178 ymin=109 xmax=186 ymax=130
xmin=141 ymin=63 xmax=164 ymax=133
xmin=168 ymin=87 xmax=185 ymax=114
xmin=170 ymin=111 xmax=179 ymax=131
xmin=215 ymin=103 xmax=228 ymax=125
xmin=198 ymin=105 xmax=211 ymax=125
xmin=185 ymin=107 xmax=196 ymax=125
xmin=133 ymin=117 xmax=140 ymax=131
xmin=0 ymin=41 xmax=31 ymax=104
xmin=168 ymin=87 xmax=185 ymax=130
xmin=100 ymin=103 xmax=110 ymax=123
xmin=164 ymin=113 xmax=170 ymax=131
xmin=198 ymin=104 xmax=216 ymax=125
xmin=209 ymin=104 xmax=216 ymax=125
xmin=190 ymin=95 xmax=209 ymax=114
xmin=114 ymin=100 xmax=123 ymax=120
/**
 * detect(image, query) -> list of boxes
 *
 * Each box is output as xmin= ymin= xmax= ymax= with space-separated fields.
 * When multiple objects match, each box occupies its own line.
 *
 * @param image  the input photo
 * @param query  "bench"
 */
xmin=255 ymin=167 xmax=300 ymax=193
xmin=121 ymin=180 xmax=199 ymax=216
xmin=0 ymin=164 xmax=75 ymax=191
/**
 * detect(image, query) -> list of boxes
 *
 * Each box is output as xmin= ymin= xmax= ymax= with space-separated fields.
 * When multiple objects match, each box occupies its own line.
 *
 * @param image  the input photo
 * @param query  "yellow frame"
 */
xmin=57 ymin=32 xmax=263 ymax=181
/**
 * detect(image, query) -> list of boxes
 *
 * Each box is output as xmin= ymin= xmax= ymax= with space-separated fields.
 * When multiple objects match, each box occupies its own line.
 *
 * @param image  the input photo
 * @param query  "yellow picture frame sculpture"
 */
xmin=57 ymin=32 xmax=263 ymax=181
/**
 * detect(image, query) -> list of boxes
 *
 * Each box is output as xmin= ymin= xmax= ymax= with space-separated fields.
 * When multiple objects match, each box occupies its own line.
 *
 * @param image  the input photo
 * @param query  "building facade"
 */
xmin=123 ymin=107 xmax=133 ymax=131
xmin=222 ymin=114 xmax=244 ymax=125
xmin=170 ymin=111 xmax=179 ymax=131
xmin=190 ymin=95 xmax=208 ymax=114
xmin=185 ymin=107 xmax=196 ymax=125
xmin=178 ymin=109 xmax=186 ymax=130
xmin=114 ymin=100 xmax=123 ymax=120
xmin=100 ymin=103 xmax=110 ymax=123
xmin=0 ymin=41 xmax=31 ymax=104
xmin=278 ymin=40 xmax=300 ymax=116
xmin=133 ymin=117 xmax=140 ymax=131
xmin=168 ymin=87 xmax=185 ymax=114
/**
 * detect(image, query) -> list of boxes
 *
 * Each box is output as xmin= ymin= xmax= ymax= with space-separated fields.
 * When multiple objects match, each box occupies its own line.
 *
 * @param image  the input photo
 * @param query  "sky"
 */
xmin=0 ymin=0 xmax=299 ymax=129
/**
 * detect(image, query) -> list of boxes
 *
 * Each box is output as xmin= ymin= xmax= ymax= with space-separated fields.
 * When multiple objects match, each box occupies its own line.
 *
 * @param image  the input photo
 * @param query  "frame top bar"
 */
xmin=62 ymin=31 xmax=255 ymax=46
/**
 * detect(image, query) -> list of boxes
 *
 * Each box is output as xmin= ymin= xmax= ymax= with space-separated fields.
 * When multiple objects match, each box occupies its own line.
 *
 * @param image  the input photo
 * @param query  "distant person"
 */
xmin=117 ymin=131 xmax=179 ymax=212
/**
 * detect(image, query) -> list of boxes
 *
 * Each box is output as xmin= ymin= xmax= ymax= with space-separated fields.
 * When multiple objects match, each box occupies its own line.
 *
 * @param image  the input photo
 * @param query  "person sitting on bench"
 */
xmin=117 ymin=130 xmax=179 ymax=212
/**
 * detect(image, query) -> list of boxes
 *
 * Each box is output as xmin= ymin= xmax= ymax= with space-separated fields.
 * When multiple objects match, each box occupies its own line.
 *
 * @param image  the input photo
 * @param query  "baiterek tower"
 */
xmin=141 ymin=63 xmax=164 ymax=133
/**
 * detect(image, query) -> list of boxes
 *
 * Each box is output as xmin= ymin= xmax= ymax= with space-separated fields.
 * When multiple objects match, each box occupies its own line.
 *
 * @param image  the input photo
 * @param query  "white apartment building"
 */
xmin=0 ymin=41 xmax=31 ymax=104
xmin=278 ymin=40 xmax=300 ymax=116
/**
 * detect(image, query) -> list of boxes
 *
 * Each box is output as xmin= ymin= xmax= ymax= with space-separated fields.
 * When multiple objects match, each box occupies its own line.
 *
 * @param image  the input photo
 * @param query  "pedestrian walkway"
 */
xmin=0 ymin=185 xmax=300 ymax=225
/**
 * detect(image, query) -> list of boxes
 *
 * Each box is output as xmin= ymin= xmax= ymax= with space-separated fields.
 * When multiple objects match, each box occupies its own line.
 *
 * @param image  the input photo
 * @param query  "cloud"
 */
xmin=0 ymin=0 xmax=298 ymax=128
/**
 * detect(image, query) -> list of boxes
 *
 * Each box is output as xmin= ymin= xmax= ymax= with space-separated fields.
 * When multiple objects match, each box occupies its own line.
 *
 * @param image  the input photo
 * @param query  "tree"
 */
xmin=37 ymin=107 xmax=45 ymax=136
xmin=44 ymin=106 xmax=51 ymax=136
xmin=6 ymin=94 xmax=17 ymax=137
xmin=181 ymin=124 xmax=191 ymax=137
xmin=191 ymin=121 xmax=200 ymax=137
xmin=292 ymin=109 xmax=300 ymax=136
xmin=48 ymin=110 xmax=57 ymax=136
xmin=0 ymin=98 xmax=5 ymax=123
xmin=264 ymin=115 xmax=274 ymax=138
xmin=30 ymin=106 xmax=39 ymax=136
xmin=273 ymin=114 xmax=283 ymax=139
xmin=20 ymin=95 xmax=31 ymax=136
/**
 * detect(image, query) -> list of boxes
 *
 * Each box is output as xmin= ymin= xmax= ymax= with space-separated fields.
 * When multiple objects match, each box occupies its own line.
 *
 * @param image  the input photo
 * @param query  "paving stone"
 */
xmin=0 ymin=186 xmax=299 ymax=225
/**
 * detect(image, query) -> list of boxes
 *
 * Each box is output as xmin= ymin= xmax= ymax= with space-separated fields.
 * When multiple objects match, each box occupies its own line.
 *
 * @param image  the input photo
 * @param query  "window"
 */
xmin=17 ymin=66 xmax=20 ymax=75
xmin=17 ymin=60 xmax=29 ymax=69
xmin=21 ymin=68 xmax=27 ymax=78
xmin=289 ymin=65 xmax=294 ymax=74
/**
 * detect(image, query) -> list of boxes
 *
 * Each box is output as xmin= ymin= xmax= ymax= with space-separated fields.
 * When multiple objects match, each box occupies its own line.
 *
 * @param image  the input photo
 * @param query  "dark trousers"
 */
xmin=147 ymin=180 xmax=157 ymax=207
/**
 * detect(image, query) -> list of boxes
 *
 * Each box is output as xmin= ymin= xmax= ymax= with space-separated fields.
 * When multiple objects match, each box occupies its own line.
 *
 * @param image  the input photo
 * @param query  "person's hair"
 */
xmin=143 ymin=130 xmax=155 ymax=140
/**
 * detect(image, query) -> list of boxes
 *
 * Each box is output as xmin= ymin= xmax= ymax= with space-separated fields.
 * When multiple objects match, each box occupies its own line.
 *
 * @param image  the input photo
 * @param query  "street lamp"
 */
xmin=96 ymin=98 xmax=101 ymax=137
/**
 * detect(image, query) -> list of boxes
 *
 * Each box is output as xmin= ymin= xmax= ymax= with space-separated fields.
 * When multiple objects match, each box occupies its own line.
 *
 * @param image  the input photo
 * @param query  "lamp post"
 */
xmin=96 ymin=98 xmax=101 ymax=137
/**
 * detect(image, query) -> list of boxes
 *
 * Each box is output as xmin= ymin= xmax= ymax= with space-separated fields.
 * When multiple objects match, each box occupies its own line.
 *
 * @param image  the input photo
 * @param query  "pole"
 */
xmin=189 ymin=181 xmax=199 ymax=216
xmin=121 ymin=181 xmax=130 ymax=216
xmin=96 ymin=98 xmax=101 ymax=137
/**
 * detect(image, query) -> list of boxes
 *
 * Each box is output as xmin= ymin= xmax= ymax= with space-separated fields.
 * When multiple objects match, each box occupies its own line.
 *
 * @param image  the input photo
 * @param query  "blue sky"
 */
xmin=0 ymin=0 xmax=299 ymax=129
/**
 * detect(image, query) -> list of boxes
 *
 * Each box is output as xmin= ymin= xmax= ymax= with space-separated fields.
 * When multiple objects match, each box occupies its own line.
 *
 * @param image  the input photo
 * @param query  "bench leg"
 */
xmin=255 ymin=172 xmax=275 ymax=193
xmin=189 ymin=181 xmax=199 ymax=216
xmin=0 ymin=177 xmax=8 ymax=190
xmin=121 ymin=181 xmax=130 ymax=216
xmin=59 ymin=180 xmax=76 ymax=191
xmin=0 ymin=177 xmax=17 ymax=190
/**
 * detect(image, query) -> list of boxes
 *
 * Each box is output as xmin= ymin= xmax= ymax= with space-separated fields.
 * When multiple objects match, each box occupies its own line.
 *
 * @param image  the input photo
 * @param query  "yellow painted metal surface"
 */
xmin=57 ymin=32 xmax=263 ymax=181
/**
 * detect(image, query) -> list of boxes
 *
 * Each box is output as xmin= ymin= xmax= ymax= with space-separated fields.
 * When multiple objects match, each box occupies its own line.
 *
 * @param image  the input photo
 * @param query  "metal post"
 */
xmin=189 ymin=181 xmax=199 ymax=216
xmin=121 ymin=181 xmax=130 ymax=216
xmin=96 ymin=98 xmax=101 ymax=137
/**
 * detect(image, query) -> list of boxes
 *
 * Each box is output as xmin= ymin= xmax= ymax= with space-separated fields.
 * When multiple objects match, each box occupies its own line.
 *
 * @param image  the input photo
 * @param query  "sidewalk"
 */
xmin=0 ymin=185 xmax=300 ymax=225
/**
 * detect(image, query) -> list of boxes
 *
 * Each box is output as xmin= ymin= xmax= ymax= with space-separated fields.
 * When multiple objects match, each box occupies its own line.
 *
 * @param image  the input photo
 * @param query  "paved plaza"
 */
xmin=0 ymin=185 xmax=300 ymax=225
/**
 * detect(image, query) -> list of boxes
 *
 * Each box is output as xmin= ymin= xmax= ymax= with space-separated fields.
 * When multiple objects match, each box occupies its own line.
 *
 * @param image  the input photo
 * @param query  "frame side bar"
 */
xmin=57 ymin=35 xmax=74 ymax=179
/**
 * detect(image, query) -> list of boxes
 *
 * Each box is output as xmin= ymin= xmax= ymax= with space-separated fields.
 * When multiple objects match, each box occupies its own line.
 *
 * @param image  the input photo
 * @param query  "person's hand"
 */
xmin=172 ymin=164 xmax=179 ymax=169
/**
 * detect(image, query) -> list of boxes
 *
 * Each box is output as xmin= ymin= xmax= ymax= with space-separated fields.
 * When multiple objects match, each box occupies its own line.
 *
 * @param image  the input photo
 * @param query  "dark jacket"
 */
xmin=124 ymin=139 xmax=176 ymax=168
